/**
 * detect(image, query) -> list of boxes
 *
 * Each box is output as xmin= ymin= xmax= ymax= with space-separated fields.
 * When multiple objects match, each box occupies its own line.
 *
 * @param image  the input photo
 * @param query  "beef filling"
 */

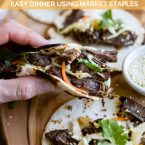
xmin=71 ymin=29 xmax=137 ymax=47
xmin=70 ymin=61 xmax=110 ymax=81
xmin=89 ymin=139 xmax=99 ymax=145
xmin=100 ymin=30 xmax=137 ymax=46
xmin=26 ymin=53 xmax=50 ymax=67
xmin=64 ymin=10 xmax=84 ymax=27
xmin=47 ymin=67 xmax=63 ymax=79
xmin=45 ymin=129 xmax=79 ymax=145
xmin=87 ymin=50 xmax=118 ymax=63
xmin=47 ymin=67 xmax=109 ymax=96
xmin=89 ymin=139 xmax=111 ymax=145
xmin=81 ymin=122 xmax=101 ymax=136
xmin=70 ymin=77 xmax=106 ymax=96
xmin=122 ymin=97 xmax=145 ymax=122
xmin=58 ymin=48 xmax=81 ymax=65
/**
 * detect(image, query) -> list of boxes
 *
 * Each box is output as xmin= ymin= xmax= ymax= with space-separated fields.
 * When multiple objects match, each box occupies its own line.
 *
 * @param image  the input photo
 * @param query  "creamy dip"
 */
xmin=128 ymin=55 xmax=145 ymax=88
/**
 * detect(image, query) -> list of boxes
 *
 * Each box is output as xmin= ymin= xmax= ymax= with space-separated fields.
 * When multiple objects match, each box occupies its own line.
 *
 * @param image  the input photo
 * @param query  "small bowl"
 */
xmin=123 ymin=45 xmax=145 ymax=96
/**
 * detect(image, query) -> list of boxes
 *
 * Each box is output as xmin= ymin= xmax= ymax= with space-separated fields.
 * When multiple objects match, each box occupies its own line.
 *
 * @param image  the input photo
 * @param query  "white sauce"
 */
xmin=128 ymin=55 xmax=145 ymax=88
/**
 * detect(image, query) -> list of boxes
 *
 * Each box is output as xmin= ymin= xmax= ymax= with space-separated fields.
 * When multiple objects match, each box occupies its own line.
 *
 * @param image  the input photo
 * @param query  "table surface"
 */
xmin=0 ymin=9 xmax=145 ymax=145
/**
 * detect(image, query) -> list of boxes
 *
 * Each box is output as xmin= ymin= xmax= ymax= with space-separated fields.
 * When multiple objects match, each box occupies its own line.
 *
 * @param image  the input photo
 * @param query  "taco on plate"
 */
xmin=42 ymin=96 xmax=145 ymax=145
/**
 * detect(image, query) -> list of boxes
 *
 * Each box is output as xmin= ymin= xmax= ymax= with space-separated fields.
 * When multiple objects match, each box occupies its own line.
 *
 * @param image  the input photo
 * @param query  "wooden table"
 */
xmin=0 ymin=10 xmax=145 ymax=145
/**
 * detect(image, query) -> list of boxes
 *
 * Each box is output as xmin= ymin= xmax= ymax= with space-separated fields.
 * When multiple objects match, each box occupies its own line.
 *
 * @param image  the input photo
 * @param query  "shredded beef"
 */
xmin=64 ymin=10 xmax=84 ymax=27
xmin=70 ymin=77 xmax=107 ymax=96
xmin=27 ymin=53 xmax=50 ymax=67
xmin=71 ymin=29 xmax=137 ymax=47
xmin=45 ymin=129 xmax=79 ymax=145
xmin=59 ymin=48 xmax=80 ymax=64
xmin=47 ymin=67 xmax=62 ymax=79
xmin=95 ymin=71 xmax=110 ymax=81
xmin=89 ymin=139 xmax=99 ymax=145
xmin=81 ymin=123 xmax=101 ymax=136
xmin=89 ymin=139 xmax=111 ymax=145
xmin=100 ymin=30 xmax=137 ymax=46
xmin=48 ymin=66 xmax=111 ymax=96
xmin=87 ymin=50 xmax=118 ymax=63
xmin=122 ymin=97 xmax=145 ymax=122
xmin=70 ymin=62 xmax=89 ymax=73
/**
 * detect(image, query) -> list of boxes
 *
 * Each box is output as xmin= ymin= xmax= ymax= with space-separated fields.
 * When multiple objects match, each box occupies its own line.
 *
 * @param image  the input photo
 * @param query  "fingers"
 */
xmin=0 ymin=20 xmax=49 ymax=47
xmin=0 ymin=76 xmax=58 ymax=103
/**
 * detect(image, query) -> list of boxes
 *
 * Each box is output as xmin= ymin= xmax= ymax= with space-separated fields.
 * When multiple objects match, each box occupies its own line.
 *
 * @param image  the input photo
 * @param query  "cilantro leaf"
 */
xmin=103 ymin=9 xmax=112 ymax=19
xmin=98 ymin=10 xmax=123 ymax=30
xmin=4 ymin=60 xmax=11 ymax=66
xmin=78 ymin=58 xmax=102 ymax=72
xmin=0 ymin=48 xmax=19 ymax=64
xmin=99 ymin=119 xmax=128 ymax=145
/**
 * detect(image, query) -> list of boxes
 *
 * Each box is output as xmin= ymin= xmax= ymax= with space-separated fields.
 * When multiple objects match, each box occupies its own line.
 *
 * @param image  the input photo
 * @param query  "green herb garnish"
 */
xmin=99 ymin=119 xmax=128 ymax=145
xmin=4 ymin=60 xmax=11 ymax=66
xmin=98 ymin=10 xmax=123 ymax=31
xmin=79 ymin=58 xmax=102 ymax=72
xmin=0 ymin=48 xmax=19 ymax=62
xmin=0 ymin=48 xmax=20 ymax=67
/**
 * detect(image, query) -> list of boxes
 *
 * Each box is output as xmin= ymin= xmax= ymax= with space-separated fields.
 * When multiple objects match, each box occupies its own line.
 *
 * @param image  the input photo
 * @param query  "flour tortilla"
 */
xmin=42 ymin=97 xmax=145 ymax=145
xmin=42 ymin=97 xmax=121 ymax=145
xmin=22 ymin=10 xmax=61 ymax=24
xmin=47 ymin=10 xmax=144 ymax=71
xmin=17 ymin=43 xmax=111 ymax=100
xmin=49 ymin=73 xmax=111 ymax=100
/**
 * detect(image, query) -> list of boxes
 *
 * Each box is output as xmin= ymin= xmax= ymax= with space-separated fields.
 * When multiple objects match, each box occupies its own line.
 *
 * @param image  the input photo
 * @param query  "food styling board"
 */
xmin=0 ymin=10 xmax=145 ymax=145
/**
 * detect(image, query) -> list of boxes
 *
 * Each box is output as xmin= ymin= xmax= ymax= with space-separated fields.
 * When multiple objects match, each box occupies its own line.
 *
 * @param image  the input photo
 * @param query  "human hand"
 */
xmin=0 ymin=20 xmax=57 ymax=103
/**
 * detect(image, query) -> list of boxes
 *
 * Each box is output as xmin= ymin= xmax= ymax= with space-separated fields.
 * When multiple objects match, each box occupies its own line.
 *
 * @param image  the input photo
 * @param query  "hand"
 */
xmin=0 ymin=20 xmax=57 ymax=103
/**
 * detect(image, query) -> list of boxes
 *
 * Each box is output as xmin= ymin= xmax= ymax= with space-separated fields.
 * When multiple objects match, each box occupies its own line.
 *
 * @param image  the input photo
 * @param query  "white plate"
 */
xmin=42 ymin=97 xmax=120 ymax=145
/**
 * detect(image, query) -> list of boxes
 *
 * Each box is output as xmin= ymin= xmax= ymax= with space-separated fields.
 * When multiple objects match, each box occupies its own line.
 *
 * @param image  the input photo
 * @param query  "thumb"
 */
xmin=0 ymin=76 xmax=58 ymax=103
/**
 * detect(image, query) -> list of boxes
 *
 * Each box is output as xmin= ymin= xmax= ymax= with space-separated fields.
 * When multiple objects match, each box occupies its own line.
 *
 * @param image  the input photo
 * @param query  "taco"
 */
xmin=3 ymin=43 xmax=117 ymax=100
xmin=54 ymin=10 xmax=144 ymax=46
xmin=42 ymin=96 xmax=145 ymax=145
xmin=47 ymin=10 xmax=144 ymax=71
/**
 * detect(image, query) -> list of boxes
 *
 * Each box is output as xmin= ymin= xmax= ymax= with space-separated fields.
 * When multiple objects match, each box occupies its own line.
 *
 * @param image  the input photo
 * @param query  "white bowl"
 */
xmin=123 ymin=45 xmax=145 ymax=96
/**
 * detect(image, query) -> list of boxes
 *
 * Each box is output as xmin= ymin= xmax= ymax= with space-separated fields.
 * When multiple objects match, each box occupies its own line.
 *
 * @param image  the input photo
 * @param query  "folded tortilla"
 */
xmin=16 ymin=43 xmax=117 ymax=100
